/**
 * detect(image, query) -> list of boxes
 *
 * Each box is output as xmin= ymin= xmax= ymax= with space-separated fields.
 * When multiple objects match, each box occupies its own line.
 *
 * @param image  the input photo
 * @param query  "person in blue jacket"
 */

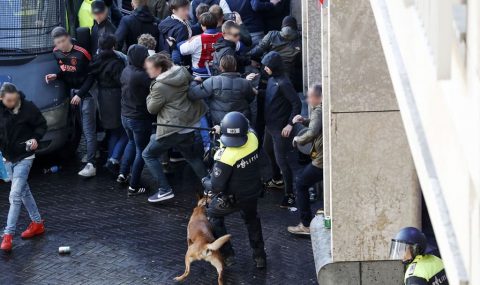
xmin=158 ymin=0 xmax=192 ymax=65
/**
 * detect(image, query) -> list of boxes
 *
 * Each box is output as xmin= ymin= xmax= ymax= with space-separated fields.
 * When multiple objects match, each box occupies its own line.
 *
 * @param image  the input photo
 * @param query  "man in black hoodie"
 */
xmin=115 ymin=0 xmax=160 ymax=52
xmin=0 ymin=83 xmax=47 ymax=252
xmin=261 ymin=51 xmax=301 ymax=208
xmin=118 ymin=44 xmax=152 ymax=196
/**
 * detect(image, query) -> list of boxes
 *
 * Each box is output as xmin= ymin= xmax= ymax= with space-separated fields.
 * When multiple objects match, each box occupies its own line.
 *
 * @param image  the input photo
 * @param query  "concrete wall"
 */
xmin=370 ymin=0 xmax=480 ymax=283
xmin=324 ymin=0 xmax=421 ymax=261
xmin=318 ymin=260 xmax=404 ymax=285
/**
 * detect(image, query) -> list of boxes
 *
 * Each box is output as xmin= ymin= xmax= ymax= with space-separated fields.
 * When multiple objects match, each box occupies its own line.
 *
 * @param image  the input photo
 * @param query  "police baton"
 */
xmin=152 ymin=123 xmax=214 ymax=132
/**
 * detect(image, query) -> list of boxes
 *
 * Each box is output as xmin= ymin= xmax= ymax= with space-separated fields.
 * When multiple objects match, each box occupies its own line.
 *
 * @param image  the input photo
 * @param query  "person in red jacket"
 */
xmin=179 ymin=12 xmax=223 ymax=78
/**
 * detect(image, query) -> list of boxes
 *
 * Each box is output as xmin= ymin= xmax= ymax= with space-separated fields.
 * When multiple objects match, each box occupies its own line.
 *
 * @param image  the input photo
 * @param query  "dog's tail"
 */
xmin=207 ymin=234 xmax=231 ymax=251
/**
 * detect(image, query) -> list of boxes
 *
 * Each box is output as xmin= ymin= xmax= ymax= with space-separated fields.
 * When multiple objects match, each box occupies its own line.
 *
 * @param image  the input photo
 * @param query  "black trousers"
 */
xmin=207 ymin=198 xmax=266 ymax=259
xmin=296 ymin=164 xmax=323 ymax=227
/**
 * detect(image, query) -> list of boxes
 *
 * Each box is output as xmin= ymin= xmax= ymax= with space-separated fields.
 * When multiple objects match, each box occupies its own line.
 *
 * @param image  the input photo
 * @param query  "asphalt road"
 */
xmin=0 ymin=155 xmax=319 ymax=285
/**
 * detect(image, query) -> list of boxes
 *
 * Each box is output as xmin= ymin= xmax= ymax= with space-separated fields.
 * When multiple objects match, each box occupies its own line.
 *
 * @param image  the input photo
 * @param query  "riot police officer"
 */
xmin=390 ymin=227 xmax=449 ymax=285
xmin=203 ymin=112 xmax=267 ymax=269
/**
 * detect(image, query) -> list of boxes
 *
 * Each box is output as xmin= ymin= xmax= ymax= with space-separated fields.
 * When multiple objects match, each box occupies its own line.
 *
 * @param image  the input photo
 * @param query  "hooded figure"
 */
xmin=120 ymin=45 xmax=152 ymax=120
xmin=249 ymin=16 xmax=301 ymax=83
xmin=115 ymin=5 xmax=159 ymax=51
xmin=261 ymin=51 xmax=301 ymax=133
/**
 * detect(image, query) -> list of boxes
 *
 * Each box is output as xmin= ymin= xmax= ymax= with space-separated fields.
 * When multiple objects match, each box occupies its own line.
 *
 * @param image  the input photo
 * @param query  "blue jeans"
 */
xmin=82 ymin=97 xmax=97 ymax=165
xmin=108 ymin=127 xmax=128 ymax=161
xmin=120 ymin=116 xmax=152 ymax=188
xmin=199 ymin=116 xmax=210 ymax=150
xmin=142 ymin=132 xmax=207 ymax=190
xmin=264 ymin=127 xmax=296 ymax=195
xmin=4 ymin=159 xmax=41 ymax=235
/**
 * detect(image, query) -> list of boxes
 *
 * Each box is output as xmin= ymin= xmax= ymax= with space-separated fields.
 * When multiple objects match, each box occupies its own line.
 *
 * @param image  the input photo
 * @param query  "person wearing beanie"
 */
xmin=249 ymin=15 xmax=302 ymax=90
xmin=90 ymin=0 xmax=117 ymax=54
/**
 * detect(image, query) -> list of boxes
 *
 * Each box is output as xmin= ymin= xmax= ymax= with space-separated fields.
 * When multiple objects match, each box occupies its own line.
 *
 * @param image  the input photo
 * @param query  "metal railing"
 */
xmin=0 ymin=0 xmax=62 ymax=56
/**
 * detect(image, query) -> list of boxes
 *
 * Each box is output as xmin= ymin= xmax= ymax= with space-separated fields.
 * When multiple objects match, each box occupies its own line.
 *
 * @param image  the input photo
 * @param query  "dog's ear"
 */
xmin=202 ymin=249 xmax=212 ymax=256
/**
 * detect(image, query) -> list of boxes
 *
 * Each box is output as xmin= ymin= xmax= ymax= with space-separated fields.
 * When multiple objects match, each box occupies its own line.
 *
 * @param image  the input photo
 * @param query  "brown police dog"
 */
xmin=174 ymin=197 xmax=231 ymax=285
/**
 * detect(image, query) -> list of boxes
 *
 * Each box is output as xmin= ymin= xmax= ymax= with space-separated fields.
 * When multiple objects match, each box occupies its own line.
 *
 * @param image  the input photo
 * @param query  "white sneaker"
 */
xmin=78 ymin=163 xmax=96 ymax=177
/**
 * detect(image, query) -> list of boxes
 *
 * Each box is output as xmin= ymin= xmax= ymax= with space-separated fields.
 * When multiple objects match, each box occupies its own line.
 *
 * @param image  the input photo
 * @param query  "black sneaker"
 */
xmin=128 ymin=186 xmax=147 ymax=196
xmin=264 ymin=178 xmax=284 ymax=189
xmin=105 ymin=159 xmax=120 ymax=176
xmin=254 ymin=256 xmax=267 ymax=269
xmin=280 ymin=194 xmax=296 ymax=208
xmin=116 ymin=174 xmax=129 ymax=184
xmin=309 ymin=187 xmax=317 ymax=202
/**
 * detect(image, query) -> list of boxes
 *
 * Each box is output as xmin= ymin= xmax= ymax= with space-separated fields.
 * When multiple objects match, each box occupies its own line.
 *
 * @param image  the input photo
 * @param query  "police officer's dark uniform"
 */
xmin=390 ymin=227 xmax=449 ymax=285
xmin=204 ymin=112 xmax=267 ymax=268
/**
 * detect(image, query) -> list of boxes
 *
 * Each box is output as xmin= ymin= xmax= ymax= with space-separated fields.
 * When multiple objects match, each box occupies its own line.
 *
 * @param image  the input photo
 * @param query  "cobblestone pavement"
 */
xmin=0 ymin=156 xmax=319 ymax=285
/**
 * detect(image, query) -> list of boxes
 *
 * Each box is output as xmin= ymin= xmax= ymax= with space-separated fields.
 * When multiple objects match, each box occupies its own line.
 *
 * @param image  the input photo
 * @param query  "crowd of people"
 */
xmin=0 ymin=0 xmax=323 ymax=266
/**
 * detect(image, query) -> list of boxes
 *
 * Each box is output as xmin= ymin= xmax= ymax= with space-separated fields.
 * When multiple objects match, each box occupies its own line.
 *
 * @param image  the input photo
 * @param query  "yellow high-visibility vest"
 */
xmin=78 ymin=0 xmax=95 ymax=29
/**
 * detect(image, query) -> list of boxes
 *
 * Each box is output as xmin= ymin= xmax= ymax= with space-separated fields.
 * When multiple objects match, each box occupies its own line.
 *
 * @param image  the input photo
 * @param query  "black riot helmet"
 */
xmin=220 ymin=112 xmax=249 ymax=147
xmin=389 ymin=227 xmax=427 ymax=264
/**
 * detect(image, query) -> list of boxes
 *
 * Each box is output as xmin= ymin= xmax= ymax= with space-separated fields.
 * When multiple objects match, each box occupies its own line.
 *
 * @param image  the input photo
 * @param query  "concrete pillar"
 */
xmin=321 ymin=1 xmax=331 ymax=217
xmin=323 ymin=0 xmax=421 ymax=261
xmin=304 ymin=0 xmax=322 ymax=90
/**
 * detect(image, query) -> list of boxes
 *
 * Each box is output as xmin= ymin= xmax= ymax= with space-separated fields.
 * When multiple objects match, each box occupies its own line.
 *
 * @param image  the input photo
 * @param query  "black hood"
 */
xmin=261 ymin=51 xmax=285 ymax=76
xmin=127 ymin=44 xmax=149 ymax=68
xmin=214 ymin=37 xmax=235 ymax=52
xmin=133 ymin=5 xmax=156 ymax=23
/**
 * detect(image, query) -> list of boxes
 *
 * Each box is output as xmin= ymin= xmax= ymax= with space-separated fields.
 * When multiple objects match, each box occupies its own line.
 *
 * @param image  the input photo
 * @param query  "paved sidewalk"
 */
xmin=0 ymin=159 xmax=318 ymax=285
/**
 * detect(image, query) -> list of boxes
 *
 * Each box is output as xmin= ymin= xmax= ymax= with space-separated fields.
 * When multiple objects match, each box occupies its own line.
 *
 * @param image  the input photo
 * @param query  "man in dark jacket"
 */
xmin=90 ymin=0 xmax=117 ymax=55
xmin=158 ymin=0 xmax=192 ymax=65
xmin=189 ymin=55 xmax=256 ymax=125
xmin=0 ymin=83 xmax=47 ymax=252
xmin=261 ymin=51 xmax=301 ymax=208
xmin=249 ymin=16 xmax=301 ymax=89
xmin=89 ymin=34 xmax=127 ymax=173
xmin=45 ymin=27 xmax=97 ymax=177
xmin=115 ymin=0 xmax=160 ymax=52
xmin=118 ymin=44 xmax=153 ymax=196
xmin=213 ymin=21 xmax=251 ymax=74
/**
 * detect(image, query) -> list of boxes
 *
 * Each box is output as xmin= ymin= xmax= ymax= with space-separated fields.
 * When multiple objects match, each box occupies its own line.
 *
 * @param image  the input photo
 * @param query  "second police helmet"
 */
xmin=220 ymin=112 xmax=249 ymax=147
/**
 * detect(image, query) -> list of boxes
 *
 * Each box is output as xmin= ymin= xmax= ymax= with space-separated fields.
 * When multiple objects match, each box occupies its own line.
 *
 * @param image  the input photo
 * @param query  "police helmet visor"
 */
xmin=389 ymin=239 xmax=413 ymax=261
xmin=389 ymin=240 xmax=408 ymax=260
